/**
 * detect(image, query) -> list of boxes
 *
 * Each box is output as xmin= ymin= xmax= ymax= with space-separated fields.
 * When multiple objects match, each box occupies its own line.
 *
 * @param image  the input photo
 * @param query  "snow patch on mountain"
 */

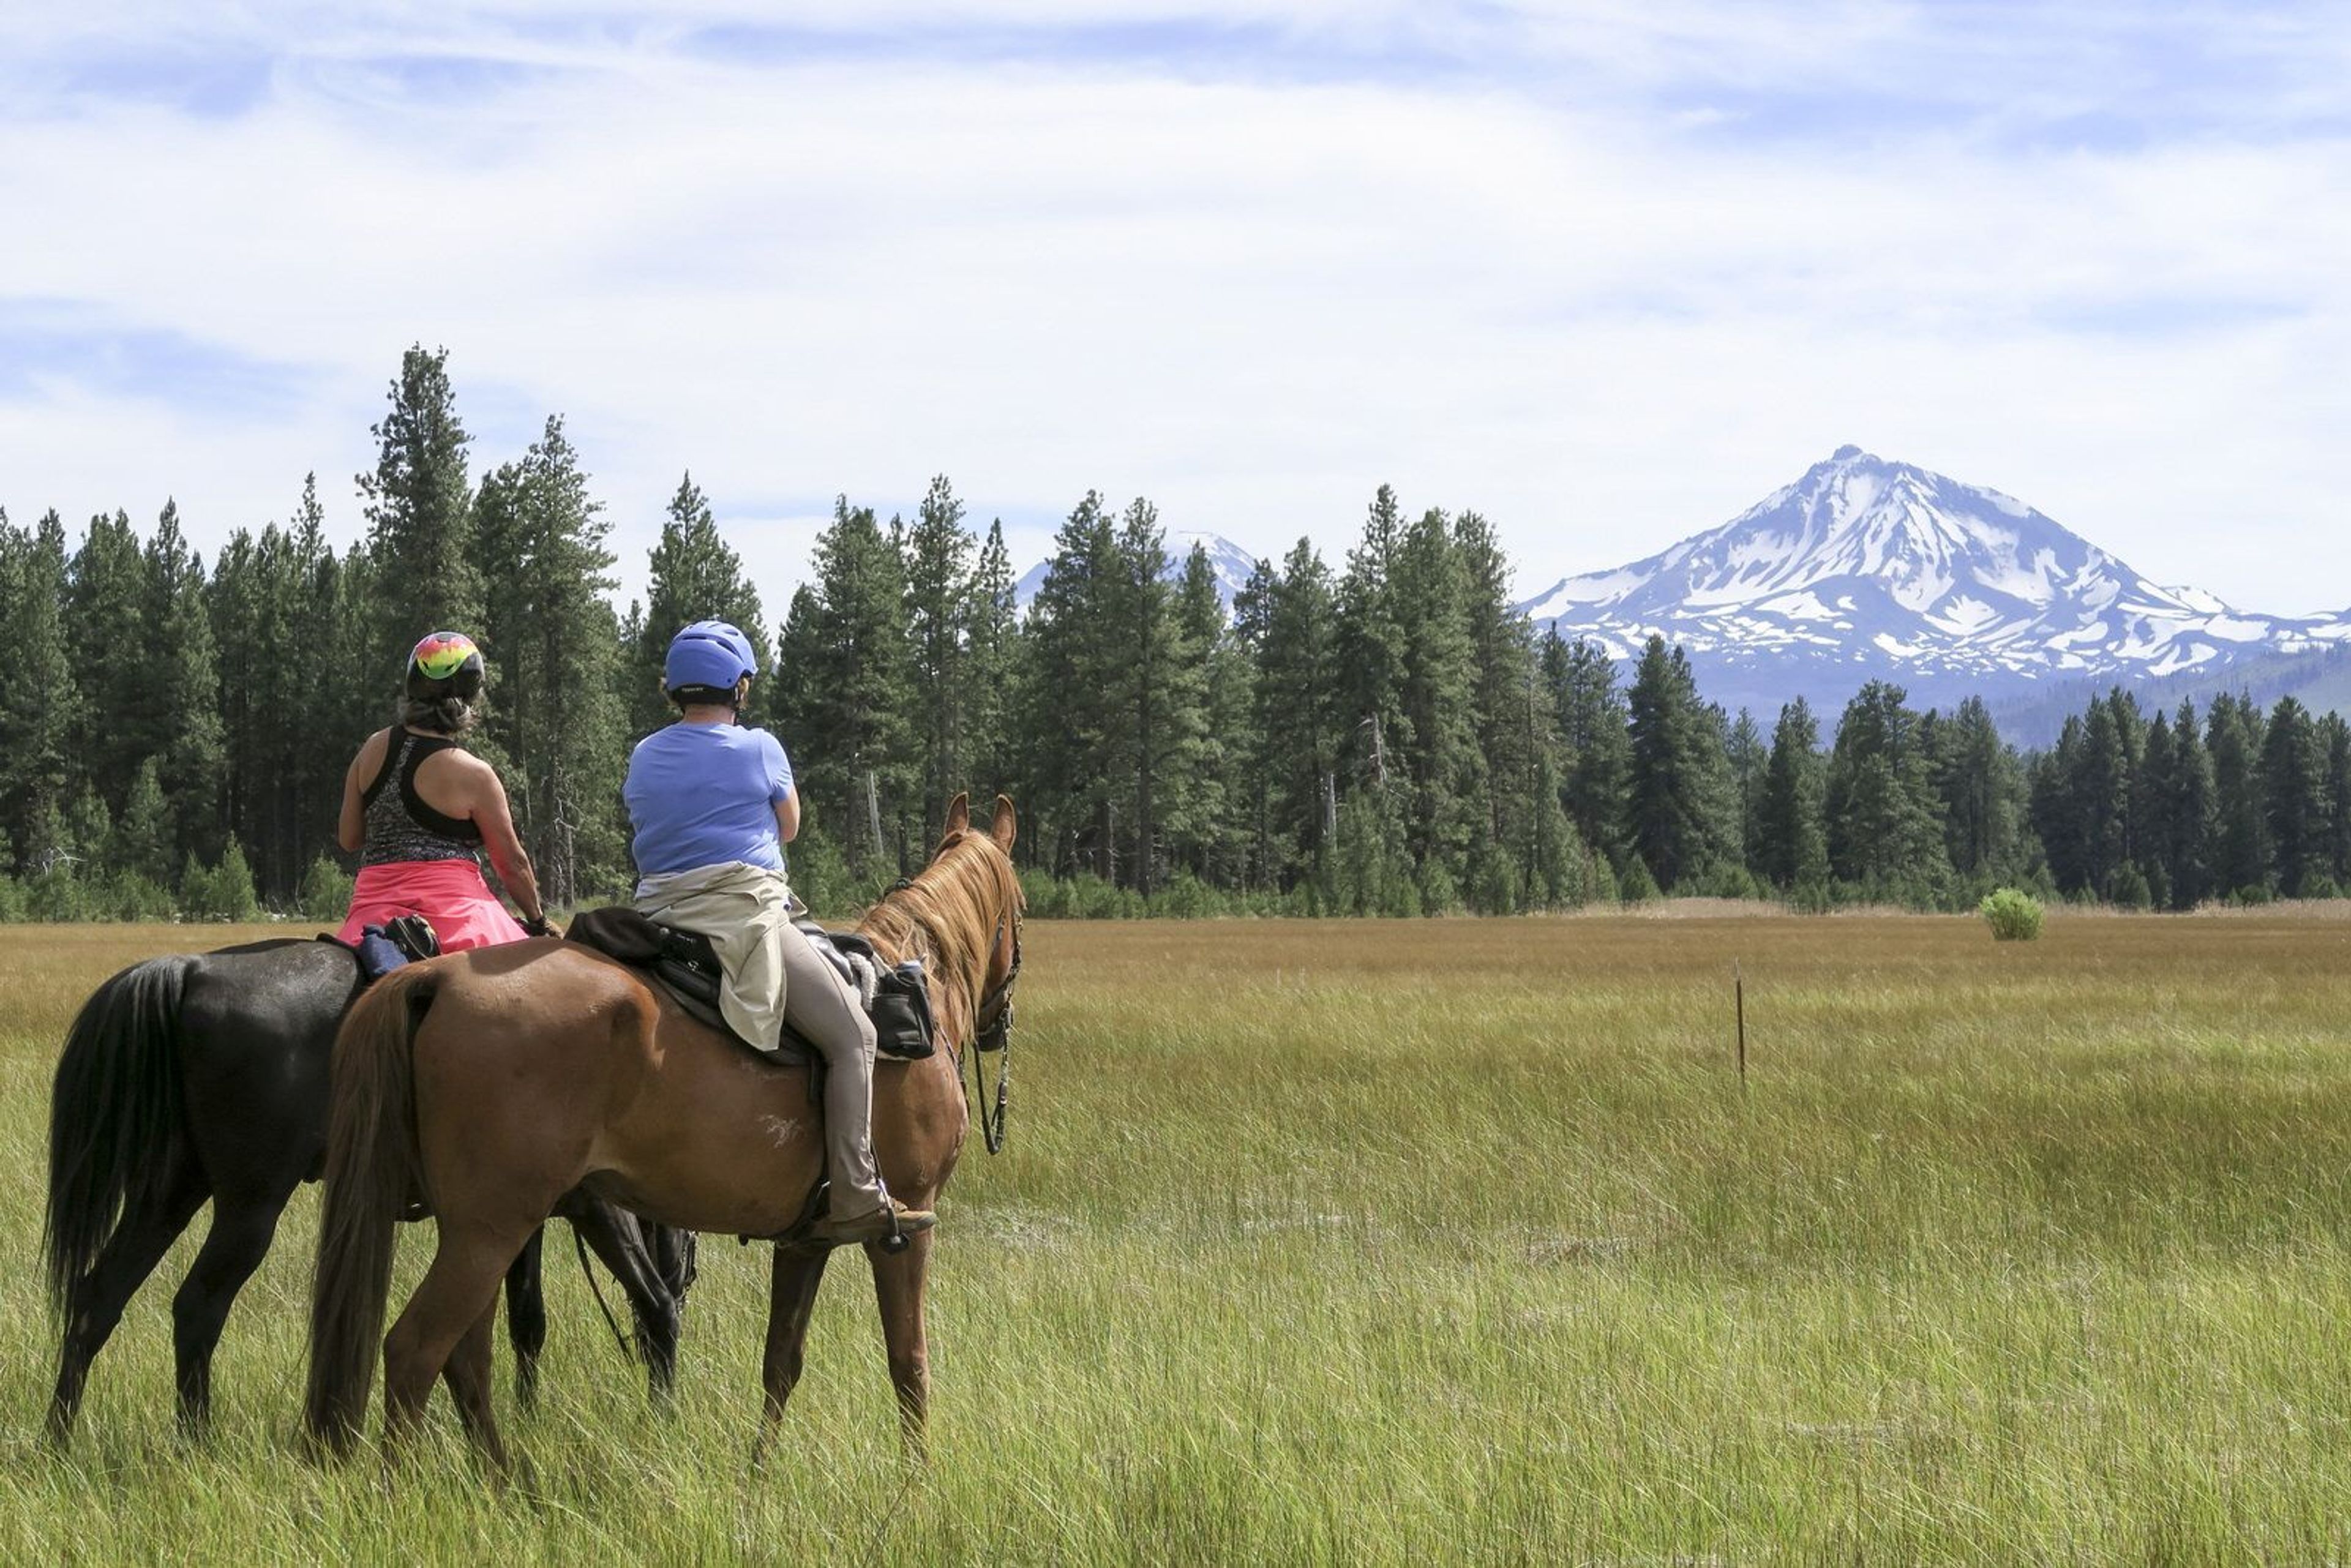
xmin=1518 ymin=446 xmax=2351 ymax=711
xmin=1014 ymin=531 xmax=1259 ymax=611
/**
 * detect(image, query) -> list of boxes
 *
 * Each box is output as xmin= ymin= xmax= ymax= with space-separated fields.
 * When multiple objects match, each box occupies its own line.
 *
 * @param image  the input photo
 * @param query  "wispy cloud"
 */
xmin=2 ymin=2 xmax=2347 ymax=610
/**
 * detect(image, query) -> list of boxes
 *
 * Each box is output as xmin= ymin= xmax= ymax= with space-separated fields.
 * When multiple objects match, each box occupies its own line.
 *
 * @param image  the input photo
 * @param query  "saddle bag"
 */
xmin=869 ymin=958 xmax=937 ymax=1060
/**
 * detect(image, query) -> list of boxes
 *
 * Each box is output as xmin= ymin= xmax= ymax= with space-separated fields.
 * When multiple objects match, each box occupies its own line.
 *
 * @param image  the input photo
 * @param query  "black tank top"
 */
xmin=359 ymin=731 xmax=484 ymax=867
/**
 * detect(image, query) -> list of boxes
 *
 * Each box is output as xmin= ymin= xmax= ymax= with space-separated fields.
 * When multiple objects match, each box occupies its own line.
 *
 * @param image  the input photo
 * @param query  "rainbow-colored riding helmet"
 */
xmin=406 ymin=631 xmax=485 ymax=698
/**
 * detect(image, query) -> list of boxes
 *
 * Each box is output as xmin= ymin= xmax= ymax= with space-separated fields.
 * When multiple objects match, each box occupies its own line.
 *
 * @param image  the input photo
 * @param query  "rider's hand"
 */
xmin=522 ymin=913 xmax=557 ymax=939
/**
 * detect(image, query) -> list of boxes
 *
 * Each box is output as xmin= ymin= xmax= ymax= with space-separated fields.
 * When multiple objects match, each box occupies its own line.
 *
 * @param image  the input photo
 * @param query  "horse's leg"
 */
xmin=170 ymin=1174 xmax=301 ymax=1438
xmin=868 ymin=1229 xmax=937 ymax=1457
xmin=751 ymin=1244 xmax=831 ymax=1469
xmin=504 ymin=1228 xmax=547 ymax=1412
xmin=440 ymin=1304 xmax=511 ymax=1476
xmin=47 ymin=1156 xmax=207 ymax=1443
xmin=571 ymin=1202 xmax=680 ymax=1404
xmin=382 ymin=1224 xmax=531 ymax=1467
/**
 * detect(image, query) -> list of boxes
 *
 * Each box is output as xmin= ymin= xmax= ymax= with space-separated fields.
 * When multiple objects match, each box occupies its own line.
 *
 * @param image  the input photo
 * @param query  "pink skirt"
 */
xmin=337 ymin=859 xmax=529 ymax=951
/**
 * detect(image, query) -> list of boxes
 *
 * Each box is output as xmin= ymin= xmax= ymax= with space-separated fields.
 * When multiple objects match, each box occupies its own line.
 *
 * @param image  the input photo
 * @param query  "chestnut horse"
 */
xmin=304 ymin=795 xmax=1022 ymax=1468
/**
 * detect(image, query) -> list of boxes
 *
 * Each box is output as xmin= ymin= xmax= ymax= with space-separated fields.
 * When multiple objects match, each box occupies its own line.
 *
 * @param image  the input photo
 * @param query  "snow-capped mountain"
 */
xmin=1014 ymin=531 xmax=1259 ymax=611
xmin=1520 ymin=446 xmax=2351 ymax=718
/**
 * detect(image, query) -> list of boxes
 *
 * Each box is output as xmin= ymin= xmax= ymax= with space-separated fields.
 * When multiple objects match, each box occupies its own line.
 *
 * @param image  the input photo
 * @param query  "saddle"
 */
xmin=564 ymin=907 xmax=937 ymax=1062
xmin=318 ymin=914 xmax=442 ymax=983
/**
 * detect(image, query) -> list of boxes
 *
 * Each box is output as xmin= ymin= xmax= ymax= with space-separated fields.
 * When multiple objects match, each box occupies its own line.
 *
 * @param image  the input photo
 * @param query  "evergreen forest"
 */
xmin=2 ymin=346 xmax=2346 ymax=923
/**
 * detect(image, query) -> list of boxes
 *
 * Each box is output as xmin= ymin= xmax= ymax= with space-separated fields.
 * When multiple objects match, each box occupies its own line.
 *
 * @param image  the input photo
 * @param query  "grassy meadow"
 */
xmin=2 ymin=910 xmax=2350 ymax=1563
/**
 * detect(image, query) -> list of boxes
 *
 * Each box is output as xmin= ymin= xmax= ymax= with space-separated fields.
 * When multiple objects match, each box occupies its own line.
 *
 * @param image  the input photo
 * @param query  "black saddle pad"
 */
xmin=565 ymin=906 xmax=934 ymax=1063
xmin=564 ymin=907 xmax=800 ymax=1060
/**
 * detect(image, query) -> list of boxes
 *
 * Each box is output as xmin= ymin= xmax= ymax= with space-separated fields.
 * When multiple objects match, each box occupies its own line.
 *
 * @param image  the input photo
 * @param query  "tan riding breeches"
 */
xmin=773 ymin=918 xmax=885 ymax=1217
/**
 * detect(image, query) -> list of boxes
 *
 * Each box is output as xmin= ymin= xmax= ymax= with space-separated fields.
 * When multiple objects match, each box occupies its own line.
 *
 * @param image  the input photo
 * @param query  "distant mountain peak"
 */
xmin=1013 ymin=530 xmax=1258 ymax=612
xmin=1519 ymin=448 xmax=2351 ymax=720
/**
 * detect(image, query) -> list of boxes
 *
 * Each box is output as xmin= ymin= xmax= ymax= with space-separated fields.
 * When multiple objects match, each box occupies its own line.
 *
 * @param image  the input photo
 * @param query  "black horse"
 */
xmin=44 ymin=936 xmax=696 ymax=1441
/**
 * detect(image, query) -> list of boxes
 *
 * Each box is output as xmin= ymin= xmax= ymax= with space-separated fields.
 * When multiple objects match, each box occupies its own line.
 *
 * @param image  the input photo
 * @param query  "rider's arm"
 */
xmin=768 ymin=732 xmax=800 ymax=843
xmin=337 ymin=730 xmax=387 ymax=853
xmin=462 ymin=756 xmax=544 ymax=923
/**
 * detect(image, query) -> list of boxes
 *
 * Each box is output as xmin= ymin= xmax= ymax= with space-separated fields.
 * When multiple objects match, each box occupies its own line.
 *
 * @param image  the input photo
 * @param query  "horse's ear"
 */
xmin=943 ymin=793 xmax=971 ymax=837
xmin=989 ymin=794 xmax=1018 ymax=850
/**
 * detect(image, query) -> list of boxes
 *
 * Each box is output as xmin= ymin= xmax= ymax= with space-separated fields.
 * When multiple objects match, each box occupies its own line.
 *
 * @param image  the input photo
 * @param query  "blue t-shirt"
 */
xmin=623 ymin=722 xmax=795 ymax=879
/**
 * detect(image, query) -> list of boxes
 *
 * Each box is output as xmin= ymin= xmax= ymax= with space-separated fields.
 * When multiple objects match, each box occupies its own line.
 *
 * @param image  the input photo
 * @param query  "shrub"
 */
xmin=0 ymin=874 xmax=26 ymax=923
xmin=28 ymin=868 xmax=96 ymax=922
xmin=1018 ymin=868 xmax=1072 ymax=919
xmin=2107 ymin=863 xmax=2154 ymax=911
xmin=1787 ymin=876 xmax=1832 ymax=915
xmin=298 ymin=855 xmax=356 ymax=922
xmin=103 ymin=874 xmax=178 ymax=922
xmin=1979 ymin=887 xmax=2045 ymax=942
xmin=1152 ymin=870 xmax=1226 ymax=920
xmin=1685 ymin=861 xmax=1759 ymax=900
xmin=1618 ymin=857 xmax=1660 ymax=906
xmin=181 ymin=843 xmax=260 ymax=923
xmin=1415 ymin=861 xmax=1461 ymax=917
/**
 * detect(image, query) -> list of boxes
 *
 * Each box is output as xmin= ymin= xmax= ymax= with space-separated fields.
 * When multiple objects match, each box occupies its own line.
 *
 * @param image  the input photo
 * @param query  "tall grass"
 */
xmin=1 ymin=914 xmax=2349 ymax=1562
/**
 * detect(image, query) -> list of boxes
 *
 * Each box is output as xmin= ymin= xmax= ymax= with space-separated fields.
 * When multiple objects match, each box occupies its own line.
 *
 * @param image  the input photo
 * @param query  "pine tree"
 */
xmin=0 ymin=510 xmax=77 ymax=871
xmin=1390 ymin=507 xmax=1483 ymax=906
xmin=962 ymin=520 xmax=1022 ymax=808
xmin=2262 ymin=694 xmax=2327 ymax=898
xmin=631 ymin=473 xmax=770 ymax=738
xmin=1726 ymin=710 xmax=1768 ymax=879
xmin=773 ymin=498 xmax=915 ymax=876
xmin=1624 ymin=637 xmax=1731 ymax=891
xmin=1825 ymin=680 xmax=1949 ymax=899
xmin=1334 ymin=487 xmax=1413 ymax=844
xmin=1542 ymin=633 xmax=1631 ymax=867
xmin=67 ymin=508 xmax=149 ymax=815
xmin=1456 ymin=512 xmax=1548 ymax=911
xmin=2030 ymin=716 xmax=2088 ymax=896
xmin=2323 ymin=711 xmax=2351 ymax=889
xmin=475 ymin=416 xmax=628 ymax=904
xmin=283 ymin=476 xmax=351 ymax=890
xmin=1933 ymin=696 xmax=2022 ymax=885
xmin=111 ymin=759 xmax=173 ymax=885
xmin=2207 ymin=694 xmax=2270 ymax=898
xmin=2074 ymin=689 xmax=2143 ymax=898
xmin=1105 ymin=499 xmax=1189 ymax=894
xmin=1171 ymin=541 xmax=1243 ymax=887
xmin=1759 ymin=698 xmax=1829 ymax=894
xmin=1237 ymin=541 xmax=1342 ymax=891
xmin=358 ymin=345 xmax=479 ymax=658
xmin=1020 ymin=492 xmax=1123 ymax=880
xmin=144 ymin=500 xmax=226 ymax=865
xmin=902 ymin=475 xmax=975 ymax=844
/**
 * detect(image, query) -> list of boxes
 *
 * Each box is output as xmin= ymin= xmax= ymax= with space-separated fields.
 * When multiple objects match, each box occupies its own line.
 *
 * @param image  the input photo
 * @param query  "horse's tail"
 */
xmin=304 ymin=961 xmax=437 ymax=1456
xmin=44 ymin=956 xmax=195 ymax=1315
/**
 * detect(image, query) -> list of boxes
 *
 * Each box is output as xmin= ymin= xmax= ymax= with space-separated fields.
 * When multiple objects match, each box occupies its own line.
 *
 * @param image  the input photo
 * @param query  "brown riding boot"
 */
xmin=808 ymin=1198 xmax=936 ymax=1247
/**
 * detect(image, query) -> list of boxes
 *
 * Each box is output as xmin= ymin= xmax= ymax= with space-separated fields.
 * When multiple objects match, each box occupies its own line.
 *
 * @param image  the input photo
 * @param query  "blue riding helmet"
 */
xmin=665 ymin=620 xmax=759 ymax=692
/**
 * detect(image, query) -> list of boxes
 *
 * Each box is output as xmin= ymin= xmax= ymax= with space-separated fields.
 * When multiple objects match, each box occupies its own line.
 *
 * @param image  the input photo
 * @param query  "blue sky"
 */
xmin=2 ymin=1 xmax=2347 ymax=612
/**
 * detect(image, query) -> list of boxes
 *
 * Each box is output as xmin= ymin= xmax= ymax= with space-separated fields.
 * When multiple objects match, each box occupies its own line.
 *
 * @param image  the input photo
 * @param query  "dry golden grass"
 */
xmin=2 ymin=910 xmax=2349 ymax=1563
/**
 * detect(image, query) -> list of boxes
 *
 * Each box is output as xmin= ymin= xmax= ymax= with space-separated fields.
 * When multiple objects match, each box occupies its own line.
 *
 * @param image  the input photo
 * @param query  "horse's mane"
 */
xmin=857 ymin=828 xmax=1022 ymax=1047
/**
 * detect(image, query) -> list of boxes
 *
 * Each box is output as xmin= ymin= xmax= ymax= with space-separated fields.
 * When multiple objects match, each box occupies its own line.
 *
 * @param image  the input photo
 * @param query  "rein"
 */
xmin=573 ymin=1228 xmax=637 ymax=1364
xmin=969 ymin=912 xmax=1021 ymax=1155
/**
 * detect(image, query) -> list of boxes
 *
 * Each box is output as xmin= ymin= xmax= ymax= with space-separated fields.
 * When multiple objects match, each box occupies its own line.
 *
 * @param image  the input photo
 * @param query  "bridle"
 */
xmin=973 ymin=910 xmax=1022 ymax=1055
xmin=966 ymin=909 xmax=1022 ymax=1154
